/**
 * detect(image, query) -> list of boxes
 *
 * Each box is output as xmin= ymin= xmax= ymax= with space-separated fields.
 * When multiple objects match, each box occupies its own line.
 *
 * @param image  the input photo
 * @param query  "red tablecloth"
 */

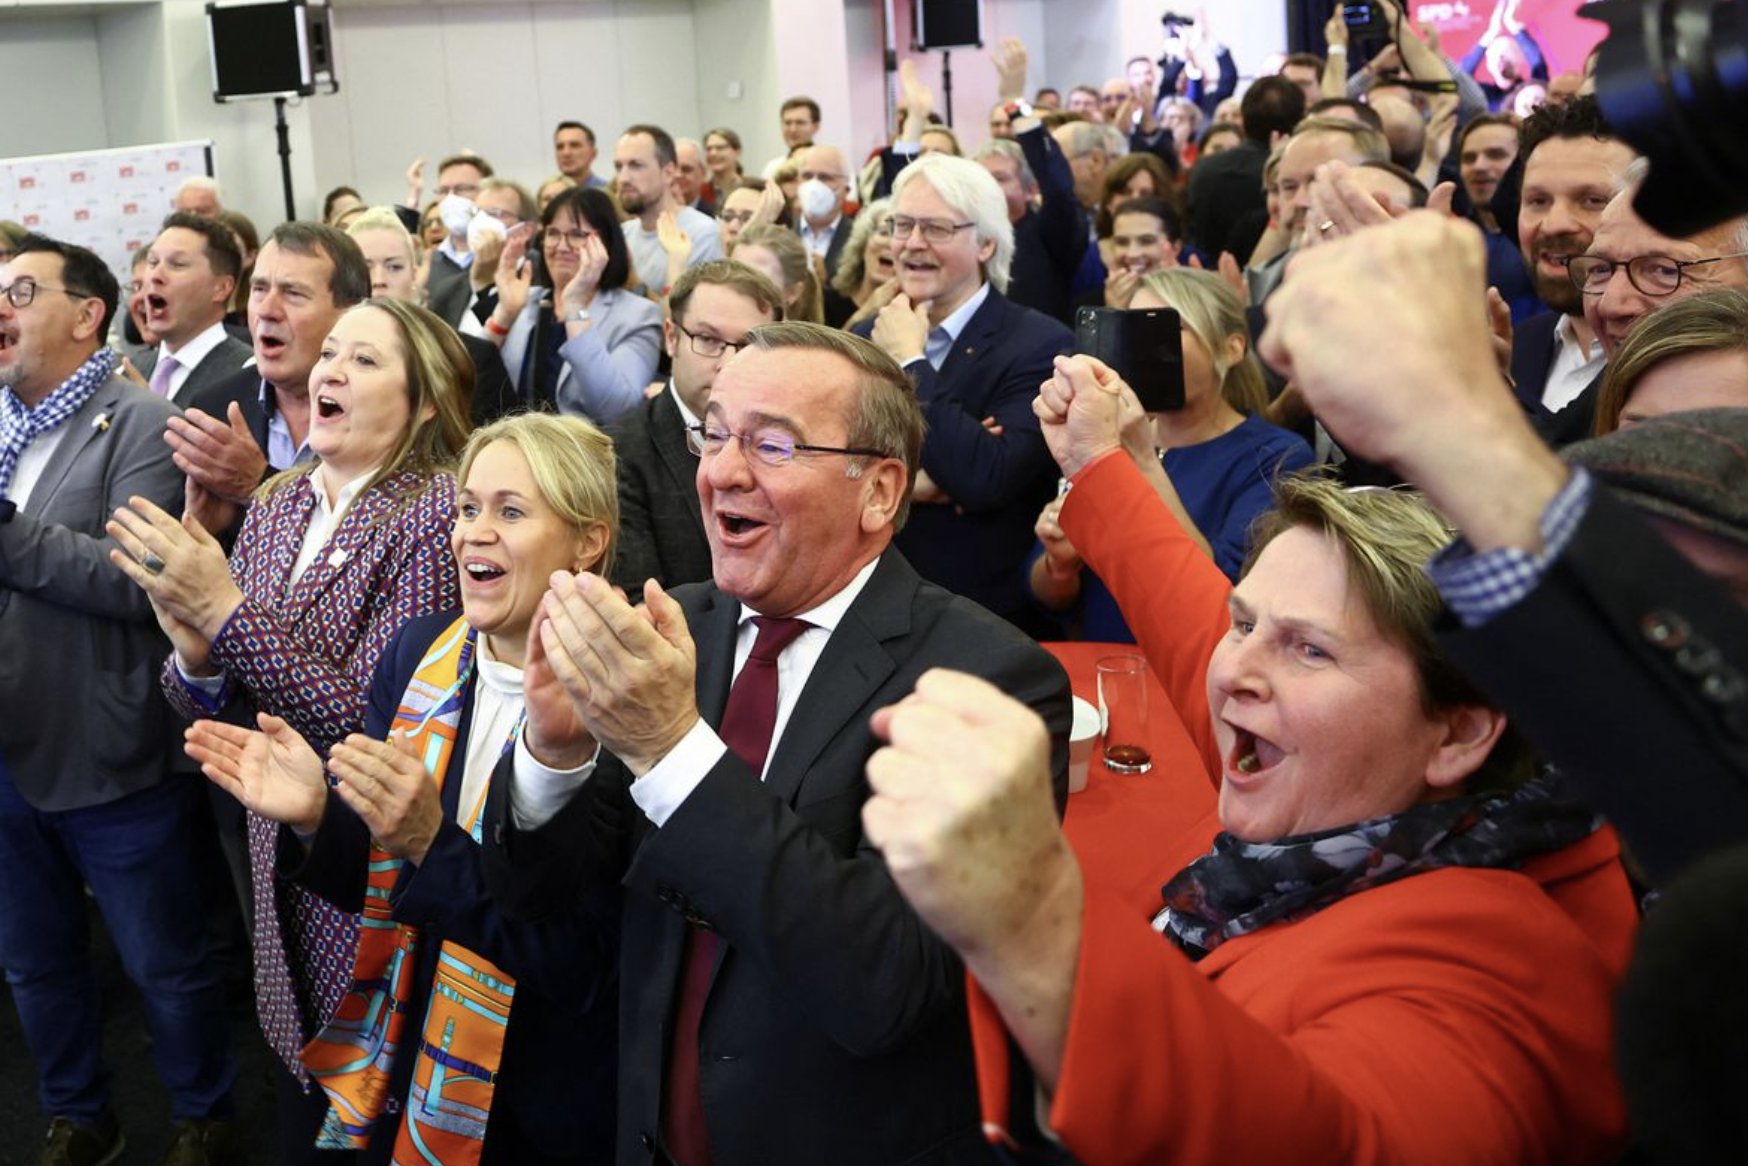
xmin=1045 ymin=642 xmax=1222 ymax=913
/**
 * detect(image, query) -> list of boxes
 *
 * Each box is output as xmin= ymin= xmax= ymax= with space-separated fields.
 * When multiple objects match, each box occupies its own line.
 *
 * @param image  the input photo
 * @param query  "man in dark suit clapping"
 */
xmin=485 ymin=322 xmax=1069 ymax=1166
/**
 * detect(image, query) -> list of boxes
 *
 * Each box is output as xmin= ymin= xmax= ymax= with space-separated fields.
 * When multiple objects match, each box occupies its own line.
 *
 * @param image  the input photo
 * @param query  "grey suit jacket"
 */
xmin=606 ymin=385 xmax=712 ymax=596
xmin=171 ymin=334 xmax=254 ymax=406
xmin=0 ymin=373 xmax=186 ymax=810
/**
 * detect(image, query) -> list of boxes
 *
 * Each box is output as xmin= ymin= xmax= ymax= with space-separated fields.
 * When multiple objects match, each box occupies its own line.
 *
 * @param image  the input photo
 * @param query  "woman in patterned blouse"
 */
xmin=110 ymin=296 xmax=472 ymax=1164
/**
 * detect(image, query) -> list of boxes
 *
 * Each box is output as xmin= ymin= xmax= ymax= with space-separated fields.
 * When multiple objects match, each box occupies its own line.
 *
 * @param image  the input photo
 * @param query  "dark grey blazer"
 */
xmin=0 ymin=374 xmax=186 ymax=811
xmin=483 ymin=550 xmax=1071 ymax=1166
xmin=606 ymin=385 xmax=712 ymax=597
xmin=1439 ymin=487 xmax=1748 ymax=887
xmin=426 ymin=249 xmax=473 ymax=328
xmin=169 ymin=334 xmax=254 ymax=406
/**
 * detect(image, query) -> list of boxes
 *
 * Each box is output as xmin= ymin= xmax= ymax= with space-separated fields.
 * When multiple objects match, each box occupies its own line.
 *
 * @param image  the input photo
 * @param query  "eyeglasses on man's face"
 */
xmin=674 ymin=322 xmax=752 ymax=361
xmin=685 ymin=422 xmax=888 ymax=467
xmin=882 ymin=216 xmax=976 ymax=244
xmin=718 ymin=209 xmax=757 ymax=227
xmin=1567 ymin=251 xmax=1748 ymax=297
xmin=0 ymin=277 xmax=86 ymax=310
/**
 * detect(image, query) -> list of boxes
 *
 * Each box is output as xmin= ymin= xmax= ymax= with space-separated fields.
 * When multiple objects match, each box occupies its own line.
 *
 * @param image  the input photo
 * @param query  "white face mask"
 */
xmin=798 ymin=178 xmax=839 ymax=221
xmin=439 ymin=193 xmax=476 ymax=236
xmin=466 ymin=211 xmax=509 ymax=251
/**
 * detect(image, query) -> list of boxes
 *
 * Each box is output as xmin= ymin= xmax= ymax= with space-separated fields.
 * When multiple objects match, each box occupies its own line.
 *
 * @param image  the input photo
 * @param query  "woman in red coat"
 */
xmin=863 ymin=355 xmax=1638 ymax=1166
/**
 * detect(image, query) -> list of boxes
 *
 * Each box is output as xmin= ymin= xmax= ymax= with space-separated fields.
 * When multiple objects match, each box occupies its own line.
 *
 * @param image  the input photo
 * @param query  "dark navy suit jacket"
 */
xmin=1509 ymin=310 xmax=1603 ymax=448
xmin=857 ymin=288 xmax=1071 ymax=633
xmin=285 ymin=612 xmax=618 ymax=1165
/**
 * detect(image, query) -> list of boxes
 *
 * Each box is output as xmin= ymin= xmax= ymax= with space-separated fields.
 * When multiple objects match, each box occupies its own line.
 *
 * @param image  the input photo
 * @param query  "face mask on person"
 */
xmin=798 ymin=178 xmax=839 ymax=220
xmin=439 ymin=194 xmax=476 ymax=236
xmin=466 ymin=211 xmax=508 ymax=252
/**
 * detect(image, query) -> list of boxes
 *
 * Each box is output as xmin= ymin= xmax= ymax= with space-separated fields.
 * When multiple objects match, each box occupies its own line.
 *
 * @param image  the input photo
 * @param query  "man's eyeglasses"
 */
xmin=1567 ymin=251 xmax=1748 ymax=297
xmin=685 ymin=422 xmax=888 ymax=467
xmin=1 ymin=277 xmax=86 ymax=310
xmin=798 ymin=170 xmax=843 ymax=184
xmin=675 ymin=323 xmax=749 ymax=360
xmin=883 ymin=216 xmax=976 ymax=244
xmin=718 ymin=209 xmax=757 ymax=227
xmin=435 ymin=182 xmax=481 ymax=199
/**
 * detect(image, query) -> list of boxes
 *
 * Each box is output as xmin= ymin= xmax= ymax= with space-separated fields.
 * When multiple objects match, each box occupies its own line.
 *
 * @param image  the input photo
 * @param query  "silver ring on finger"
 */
xmin=1318 ymin=219 xmax=1337 ymax=234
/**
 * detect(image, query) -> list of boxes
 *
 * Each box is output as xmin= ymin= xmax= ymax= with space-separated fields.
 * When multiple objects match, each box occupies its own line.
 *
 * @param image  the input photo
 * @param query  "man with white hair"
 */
xmin=673 ymin=137 xmax=715 ymax=216
xmin=172 ymin=176 xmax=222 ymax=217
xmin=1578 ymin=177 xmax=1748 ymax=362
xmin=857 ymin=154 xmax=1071 ymax=633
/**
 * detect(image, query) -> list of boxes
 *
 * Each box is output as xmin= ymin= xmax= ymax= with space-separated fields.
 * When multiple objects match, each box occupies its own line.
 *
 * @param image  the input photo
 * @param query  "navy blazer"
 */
xmin=1008 ymin=123 xmax=1087 ymax=325
xmin=482 ymin=551 xmax=1071 ymax=1166
xmin=856 ymin=289 xmax=1072 ymax=633
xmin=286 ymin=612 xmax=618 ymax=1165
xmin=1509 ymin=311 xmax=1603 ymax=447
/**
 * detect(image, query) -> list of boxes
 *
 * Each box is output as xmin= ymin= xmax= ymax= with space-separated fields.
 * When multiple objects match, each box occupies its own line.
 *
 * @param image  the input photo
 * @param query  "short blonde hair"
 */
xmin=457 ymin=413 xmax=620 ymax=578
xmin=1244 ymin=475 xmax=1531 ymax=790
xmin=346 ymin=208 xmax=416 ymax=263
xmin=1593 ymin=288 xmax=1748 ymax=435
xmin=1138 ymin=267 xmax=1268 ymax=415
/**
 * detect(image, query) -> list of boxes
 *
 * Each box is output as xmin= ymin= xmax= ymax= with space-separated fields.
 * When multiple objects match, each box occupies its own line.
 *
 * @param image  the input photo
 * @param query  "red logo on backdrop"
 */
xmin=120 ymin=166 xmax=135 ymax=178
xmin=71 ymin=171 xmax=87 ymax=183
xmin=23 ymin=215 xmax=40 ymax=227
xmin=19 ymin=176 xmax=35 ymax=189
xmin=168 ymin=161 xmax=182 ymax=172
xmin=124 ymin=202 xmax=139 ymax=215
xmin=74 ymin=209 xmax=90 ymax=222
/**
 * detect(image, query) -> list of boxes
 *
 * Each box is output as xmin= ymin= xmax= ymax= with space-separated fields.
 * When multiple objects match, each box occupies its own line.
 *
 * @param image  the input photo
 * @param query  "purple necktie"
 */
xmin=662 ymin=615 xmax=810 ymax=1166
xmin=147 ymin=353 xmax=179 ymax=399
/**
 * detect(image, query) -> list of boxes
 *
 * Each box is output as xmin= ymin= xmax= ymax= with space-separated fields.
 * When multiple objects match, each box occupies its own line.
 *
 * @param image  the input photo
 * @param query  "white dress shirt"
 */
xmin=509 ymin=557 xmax=882 ymax=830
xmin=1541 ymin=314 xmax=1607 ymax=414
xmin=155 ymin=320 xmax=231 ymax=403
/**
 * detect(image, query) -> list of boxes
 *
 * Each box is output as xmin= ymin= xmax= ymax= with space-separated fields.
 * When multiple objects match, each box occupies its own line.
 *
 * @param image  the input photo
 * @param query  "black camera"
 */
xmin=1586 ymin=0 xmax=1748 ymax=237
xmin=1342 ymin=3 xmax=1391 ymax=40
xmin=1160 ymin=11 xmax=1193 ymax=30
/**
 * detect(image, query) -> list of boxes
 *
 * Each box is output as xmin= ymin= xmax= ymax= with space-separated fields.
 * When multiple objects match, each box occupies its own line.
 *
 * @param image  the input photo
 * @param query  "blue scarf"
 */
xmin=0 ymin=347 xmax=117 ymax=499
xmin=1154 ymin=773 xmax=1602 ymax=959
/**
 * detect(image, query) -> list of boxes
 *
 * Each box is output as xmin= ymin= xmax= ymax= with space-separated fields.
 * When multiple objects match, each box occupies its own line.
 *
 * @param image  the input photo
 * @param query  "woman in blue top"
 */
xmin=487 ymin=186 xmax=662 ymax=425
xmin=1029 ymin=266 xmax=1313 ymax=641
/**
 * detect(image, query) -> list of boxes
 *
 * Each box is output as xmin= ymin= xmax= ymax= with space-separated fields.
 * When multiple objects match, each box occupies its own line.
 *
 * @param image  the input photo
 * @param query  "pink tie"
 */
xmin=661 ymin=615 xmax=810 ymax=1166
xmin=147 ymin=353 xmax=179 ymax=399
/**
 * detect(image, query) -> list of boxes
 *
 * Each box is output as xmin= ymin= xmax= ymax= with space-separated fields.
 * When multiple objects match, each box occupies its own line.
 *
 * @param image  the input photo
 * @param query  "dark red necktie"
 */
xmin=662 ymin=615 xmax=810 ymax=1166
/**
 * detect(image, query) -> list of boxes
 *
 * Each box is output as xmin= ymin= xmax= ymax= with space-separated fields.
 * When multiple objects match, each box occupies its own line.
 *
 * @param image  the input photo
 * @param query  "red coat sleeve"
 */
xmin=1059 ymin=452 xmax=1233 ymax=782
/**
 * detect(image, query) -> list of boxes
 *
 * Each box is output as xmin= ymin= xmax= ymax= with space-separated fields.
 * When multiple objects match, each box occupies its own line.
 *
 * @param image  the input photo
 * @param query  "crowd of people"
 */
xmin=2 ymin=3 xmax=1746 ymax=1165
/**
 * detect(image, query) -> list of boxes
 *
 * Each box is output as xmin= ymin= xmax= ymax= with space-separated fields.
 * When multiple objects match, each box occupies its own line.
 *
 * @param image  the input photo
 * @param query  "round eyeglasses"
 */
xmin=1567 ymin=251 xmax=1748 ymax=297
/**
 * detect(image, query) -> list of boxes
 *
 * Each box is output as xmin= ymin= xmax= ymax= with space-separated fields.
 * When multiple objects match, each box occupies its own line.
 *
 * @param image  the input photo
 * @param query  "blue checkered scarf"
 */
xmin=0 ymin=347 xmax=117 ymax=499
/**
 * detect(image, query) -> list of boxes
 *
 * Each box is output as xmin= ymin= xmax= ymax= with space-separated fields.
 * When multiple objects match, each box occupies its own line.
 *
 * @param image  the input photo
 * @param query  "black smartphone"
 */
xmin=1074 ymin=306 xmax=1185 ymax=413
xmin=1343 ymin=3 xmax=1391 ymax=39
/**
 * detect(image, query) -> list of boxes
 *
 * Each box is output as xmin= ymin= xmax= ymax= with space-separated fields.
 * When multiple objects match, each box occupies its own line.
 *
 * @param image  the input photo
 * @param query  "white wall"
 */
xmin=0 ymin=16 xmax=112 ymax=158
xmin=2 ymin=0 xmax=1289 ymax=247
xmin=309 ymin=0 xmax=703 ymax=213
